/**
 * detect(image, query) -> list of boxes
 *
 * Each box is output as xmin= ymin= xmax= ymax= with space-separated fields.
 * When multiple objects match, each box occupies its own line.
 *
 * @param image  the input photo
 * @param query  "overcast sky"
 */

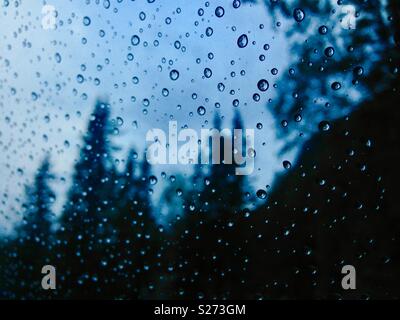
xmin=0 ymin=0 xmax=299 ymax=233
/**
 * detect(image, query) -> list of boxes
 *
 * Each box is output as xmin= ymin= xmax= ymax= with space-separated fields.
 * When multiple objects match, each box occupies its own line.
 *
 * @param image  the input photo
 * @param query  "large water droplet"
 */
xmin=257 ymin=79 xmax=269 ymax=92
xmin=283 ymin=160 xmax=292 ymax=170
xmin=131 ymin=35 xmax=140 ymax=46
xmin=293 ymin=8 xmax=305 ymax=22
xmin=170 ymin=69 xmax=180 ymax=81
xmin=237 ymin=34 xmax=248 ymax=48
xmin=324 ymin=46 xmax=335 ymax=57
xmin=215 ymin=6 xmax=225 ymax=18
xmin=83 ymin=16 xmax=91 ymax=26
xmin=197 ymin=106 xmax=206 ymax=116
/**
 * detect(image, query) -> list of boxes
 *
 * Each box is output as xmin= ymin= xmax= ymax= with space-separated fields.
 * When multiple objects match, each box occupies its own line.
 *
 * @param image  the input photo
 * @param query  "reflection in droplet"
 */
xmin=237 ymin=34 xmax=248 ymax=48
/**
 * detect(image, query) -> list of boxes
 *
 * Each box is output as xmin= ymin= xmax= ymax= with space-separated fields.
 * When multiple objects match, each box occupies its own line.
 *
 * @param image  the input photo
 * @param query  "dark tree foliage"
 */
xmin=248 ymin=88 xmax=400 ymax=299
xmin=109 ymin=152 xmax=161 ymax=299
xmin=1 ymin=156 xmax=55 ymax=299
xmin=172 ymin=112 xmax=253 ymax=299
xmin=251 ymin=0 xmax=400 ymax=149
xmin=55 ymin=100 xmax=117 ymax=298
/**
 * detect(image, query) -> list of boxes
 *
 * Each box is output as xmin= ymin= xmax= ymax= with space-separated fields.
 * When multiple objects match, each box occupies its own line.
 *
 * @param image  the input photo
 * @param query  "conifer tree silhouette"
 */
xmin=57 ymin=100 xmax=115 ymax=298
xmin=3 ymin=156 xmax=56 ymax=299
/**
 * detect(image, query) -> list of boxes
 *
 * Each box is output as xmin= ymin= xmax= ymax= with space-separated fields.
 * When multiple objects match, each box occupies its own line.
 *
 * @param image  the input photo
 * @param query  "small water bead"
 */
xmin=318 ymin=121 xmax=331 ymax=132
xmin=103 ymin=0 xmax=110 ymax=9
xmin=248 ymin=148 xmax=256 ymax=158
xmin=139 ymin=11 xmax=146 ymax=21
xmin=257 ymin=79 xmax=269 ymax=92
xmin=353 ymin=66 xmax=364 ymax=77
xmin=253 ymin=93 xmax=260 ymax=102
xmin=170 ymin=69 xmax=180 ymax=81
xmin=55 ymin=53 xmax=62 ymax=63
xmin=283 ymin=160 xmax=292 ymax=169
xmin=197 ymin=106 xmax=206 ymax=116
xmin=131 ymin=35 xmax=140 ymax=46
xmin=204 ymin=68 xmax=212 ymax=78
xmin=256 ymin=123 xmax=263 ymax=130
xmin=237 ymin=34 xmax=248 ymax=48
xmin=271 ymin=68 xmax=278 ymax=75
xmin=331 ymin=81 xmax=342 ymax=90
xmin=217 ymin=82 xmax=225 ymax=92
xmin=233 ymin=0 xmax=241 ymax=9
xmin=215 ymin=6 xmax=225 ymax=17
xmin=293 ymin=8 xmax=305 ymax=22
xmin=132 ymin=76 xmax=139 ymax=84
xmin=205 ymin=27 xmax=213 ymax=37
xmin=83 ymin=16 xmax=91 ymax=26
xmin=162 ymin=88 xmax=169 ymax=97
xmin=281 ymin=120 xmax=288 ymax=128
xmin=149 ymin=176 xmax=158 ymax=185
xmin=294 ymin=114 xmax=302 ymax=122
xmin=324 ymin=46 xmax=335 ymax=57
xmin=76 ymin=74 xmax=84 ymax=84
xmin=256 ymin=189 xmax=267 ymax=199
xmin=174 ymin=40 xmax=181 ymax=49
xmin=319 ymin=25 xmax=328 ymax=35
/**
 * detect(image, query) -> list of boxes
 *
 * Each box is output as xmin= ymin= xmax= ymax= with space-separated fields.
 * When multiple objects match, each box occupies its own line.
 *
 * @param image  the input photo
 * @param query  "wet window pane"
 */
xmin=0 ymin=0 xmax=399 ymax=300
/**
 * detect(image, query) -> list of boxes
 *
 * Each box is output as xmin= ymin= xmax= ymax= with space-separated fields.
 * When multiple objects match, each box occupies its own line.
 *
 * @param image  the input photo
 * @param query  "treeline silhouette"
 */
xmin=1 ymin=90 xmax=400 ymax=299
xmin=0 ymin=100 xmax=257 ymax=299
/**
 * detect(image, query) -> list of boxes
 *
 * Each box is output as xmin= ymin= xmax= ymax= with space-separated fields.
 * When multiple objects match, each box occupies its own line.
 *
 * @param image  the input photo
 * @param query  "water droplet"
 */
xmin=131 ymin=35 xmax=140 ymax=46
xmin=319 ymin=25 xmax=328 ymax=35
xmin=215 ymin=6 xmax=225 ymax=18
xmin=205 ymin=27 xmax=213 ymax=37
xmin=331 ymin=81 xmax=342 ymax=90
xmin=324 ymin=46 xmax=335 ymax=57
xmin=204 ymin=68 xmax=212 ymax=78
xmin=257 ymin=79 xmax=269 ymax=92
xmin=55 ymin=53 xmax=62 ymax=63
xmin=283 ymin=160 xmax=292 ymax=169
xmin=233 ymin=0 xmax=241 ymax=9
xmin=318 ymin=121 xmax=331 ymax=132
xmin=170 ymin=69 xmax=180 ymax=81
xmin=197 ymin=106 xmax=206 ymax=116
xmin=293 ymin=8 xmax=305 ymax=22
xmin=83 ymin=16 xmax=91 ymax=26
xmin=353 ymin=66 xmax=364 ymax=77
xmin=149 ymin=176 xmax=158 ymax=185
xmin=256 ymin=189 xmax=267 ymax=199
xmin=237 ymin=34 xmax=248 ymax=48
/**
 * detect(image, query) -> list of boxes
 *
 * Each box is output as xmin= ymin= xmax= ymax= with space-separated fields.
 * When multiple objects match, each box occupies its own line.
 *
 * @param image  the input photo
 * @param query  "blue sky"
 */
xmin=0 ymin=0 xmax=300 ymax=232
